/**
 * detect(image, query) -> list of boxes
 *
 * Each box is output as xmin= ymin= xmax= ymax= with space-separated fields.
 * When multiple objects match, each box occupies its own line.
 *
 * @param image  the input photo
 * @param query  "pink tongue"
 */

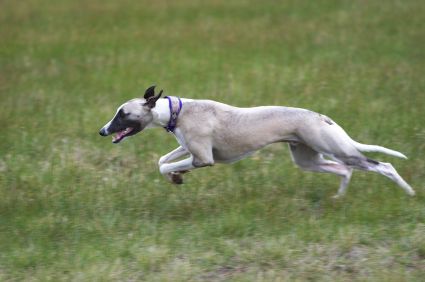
xmin=113 ymin=131 xmax=125 ymax=142
xmin=113 ymin=128 xmax=134 ymax=142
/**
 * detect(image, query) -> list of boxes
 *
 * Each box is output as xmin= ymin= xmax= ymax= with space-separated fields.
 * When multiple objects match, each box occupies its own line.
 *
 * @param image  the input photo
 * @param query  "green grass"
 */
xmin=1 ymin=0 xmax=425 ymax=280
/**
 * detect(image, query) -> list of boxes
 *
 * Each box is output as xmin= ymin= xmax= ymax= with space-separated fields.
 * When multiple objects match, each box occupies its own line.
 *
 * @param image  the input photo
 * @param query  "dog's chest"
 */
xmin=173 ymin=128 xmax=188 ymax=149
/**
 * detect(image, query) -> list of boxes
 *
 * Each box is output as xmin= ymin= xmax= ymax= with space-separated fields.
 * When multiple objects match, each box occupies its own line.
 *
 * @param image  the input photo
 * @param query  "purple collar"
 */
xmin=164 ymin=96 xmax=182 ymax=133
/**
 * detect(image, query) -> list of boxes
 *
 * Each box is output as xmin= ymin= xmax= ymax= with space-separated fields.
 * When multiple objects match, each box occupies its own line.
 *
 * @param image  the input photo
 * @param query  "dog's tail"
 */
xmin=351 ymin=141 xmax=407 ymax=159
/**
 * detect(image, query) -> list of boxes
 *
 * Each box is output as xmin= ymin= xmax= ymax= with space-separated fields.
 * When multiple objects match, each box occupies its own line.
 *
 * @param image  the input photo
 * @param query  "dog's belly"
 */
xmin=212 ymin=125 xmax=299 ymax=163
xmin=211 ymin=135 xmax=297 ymax=163
xmin=212 ymin=148 xmax=257 ymax=164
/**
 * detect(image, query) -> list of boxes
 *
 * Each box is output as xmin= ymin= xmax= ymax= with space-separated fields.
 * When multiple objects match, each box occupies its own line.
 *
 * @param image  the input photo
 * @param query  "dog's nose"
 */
xmin=99 ymin=128 xmax=108 ymax=136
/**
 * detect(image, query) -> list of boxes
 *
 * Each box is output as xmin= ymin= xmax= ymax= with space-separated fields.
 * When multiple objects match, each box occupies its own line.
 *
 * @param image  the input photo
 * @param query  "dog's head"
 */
xmin=99 ymin=85 xmax=162 ymax=143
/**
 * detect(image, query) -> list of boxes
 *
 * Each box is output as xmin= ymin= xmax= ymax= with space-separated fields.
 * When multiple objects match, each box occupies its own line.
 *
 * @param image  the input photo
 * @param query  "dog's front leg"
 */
xmin=159 ymin=156 xmax=195 ymax=184
xmin=158 ymin=146 xmax=190 ymax=184
xmin=158 ymin=146 xmax=189 ymax=166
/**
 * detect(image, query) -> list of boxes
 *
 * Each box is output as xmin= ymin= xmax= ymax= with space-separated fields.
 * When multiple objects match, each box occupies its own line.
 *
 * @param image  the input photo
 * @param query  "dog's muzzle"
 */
xmin=99 ymin=127 xmax=108 ymax=136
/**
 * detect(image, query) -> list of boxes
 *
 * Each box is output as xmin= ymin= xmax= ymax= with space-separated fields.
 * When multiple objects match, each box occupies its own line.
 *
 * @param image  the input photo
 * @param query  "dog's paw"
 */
xmin=166 ymin=172 xmax=184 ymax=185
xmin=407 ymin=189 xmax=416 ymax=196
xmin=331 ymin=194 xmax=344 ymax=200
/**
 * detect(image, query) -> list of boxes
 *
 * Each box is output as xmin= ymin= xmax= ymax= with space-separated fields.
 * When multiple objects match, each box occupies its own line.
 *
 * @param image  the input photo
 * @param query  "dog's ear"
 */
xmin=144 ymin=89 xmax=163 ymax=108
xmin=144 ymin=85 xmax=156 ymax=100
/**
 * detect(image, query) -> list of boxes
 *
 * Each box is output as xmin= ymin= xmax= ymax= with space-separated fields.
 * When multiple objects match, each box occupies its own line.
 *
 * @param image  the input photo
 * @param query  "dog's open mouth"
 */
xmin=112 ymin=127 xmax=134 ymax=143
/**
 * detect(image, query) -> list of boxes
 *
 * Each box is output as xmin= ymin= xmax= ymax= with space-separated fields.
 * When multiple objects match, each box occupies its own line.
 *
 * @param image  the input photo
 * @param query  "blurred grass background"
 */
xmin=1 ymin=0 xmax=425 ymax=280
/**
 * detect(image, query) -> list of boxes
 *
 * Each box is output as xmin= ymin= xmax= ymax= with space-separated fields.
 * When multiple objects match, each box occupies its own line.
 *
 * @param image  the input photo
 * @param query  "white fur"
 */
xmin=101 ymin=97 xmax=415 ymax=197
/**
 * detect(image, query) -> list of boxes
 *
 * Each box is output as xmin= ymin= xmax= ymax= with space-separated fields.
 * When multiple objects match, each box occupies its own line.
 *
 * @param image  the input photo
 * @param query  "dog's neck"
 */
xmin=150 ymin=97 xmax=192 ymax=129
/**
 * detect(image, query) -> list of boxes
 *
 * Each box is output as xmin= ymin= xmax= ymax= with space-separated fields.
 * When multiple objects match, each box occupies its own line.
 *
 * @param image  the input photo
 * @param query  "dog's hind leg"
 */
xmin=342 ymin=158 xmax=416 ymax=196
xmin=289 ymin=143 xmax=353 ymax=198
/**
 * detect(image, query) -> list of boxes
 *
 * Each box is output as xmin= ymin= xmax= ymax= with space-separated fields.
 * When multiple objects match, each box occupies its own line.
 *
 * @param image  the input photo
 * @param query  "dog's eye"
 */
xmin=118 ymin=110 xmax=129 ymax=118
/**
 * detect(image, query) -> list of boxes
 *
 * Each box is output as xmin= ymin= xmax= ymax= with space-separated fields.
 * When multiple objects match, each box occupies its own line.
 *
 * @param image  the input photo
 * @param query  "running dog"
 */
xmin=99 ymin=86 xmax=415 ymax=198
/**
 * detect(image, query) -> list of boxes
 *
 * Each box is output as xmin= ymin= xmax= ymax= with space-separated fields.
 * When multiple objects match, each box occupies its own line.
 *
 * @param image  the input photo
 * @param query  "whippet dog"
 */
xmin=99 ymin=86 xmax=415 ymax=198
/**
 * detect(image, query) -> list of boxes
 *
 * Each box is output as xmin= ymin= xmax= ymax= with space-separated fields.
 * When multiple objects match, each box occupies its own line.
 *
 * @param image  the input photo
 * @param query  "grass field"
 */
xmin=1 ymin=0 xmax=425 ymax=280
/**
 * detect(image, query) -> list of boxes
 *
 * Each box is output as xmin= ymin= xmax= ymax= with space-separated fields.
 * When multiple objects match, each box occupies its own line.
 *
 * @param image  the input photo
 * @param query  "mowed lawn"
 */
xmin=1 ymin=0 xmax=425 ymax=280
